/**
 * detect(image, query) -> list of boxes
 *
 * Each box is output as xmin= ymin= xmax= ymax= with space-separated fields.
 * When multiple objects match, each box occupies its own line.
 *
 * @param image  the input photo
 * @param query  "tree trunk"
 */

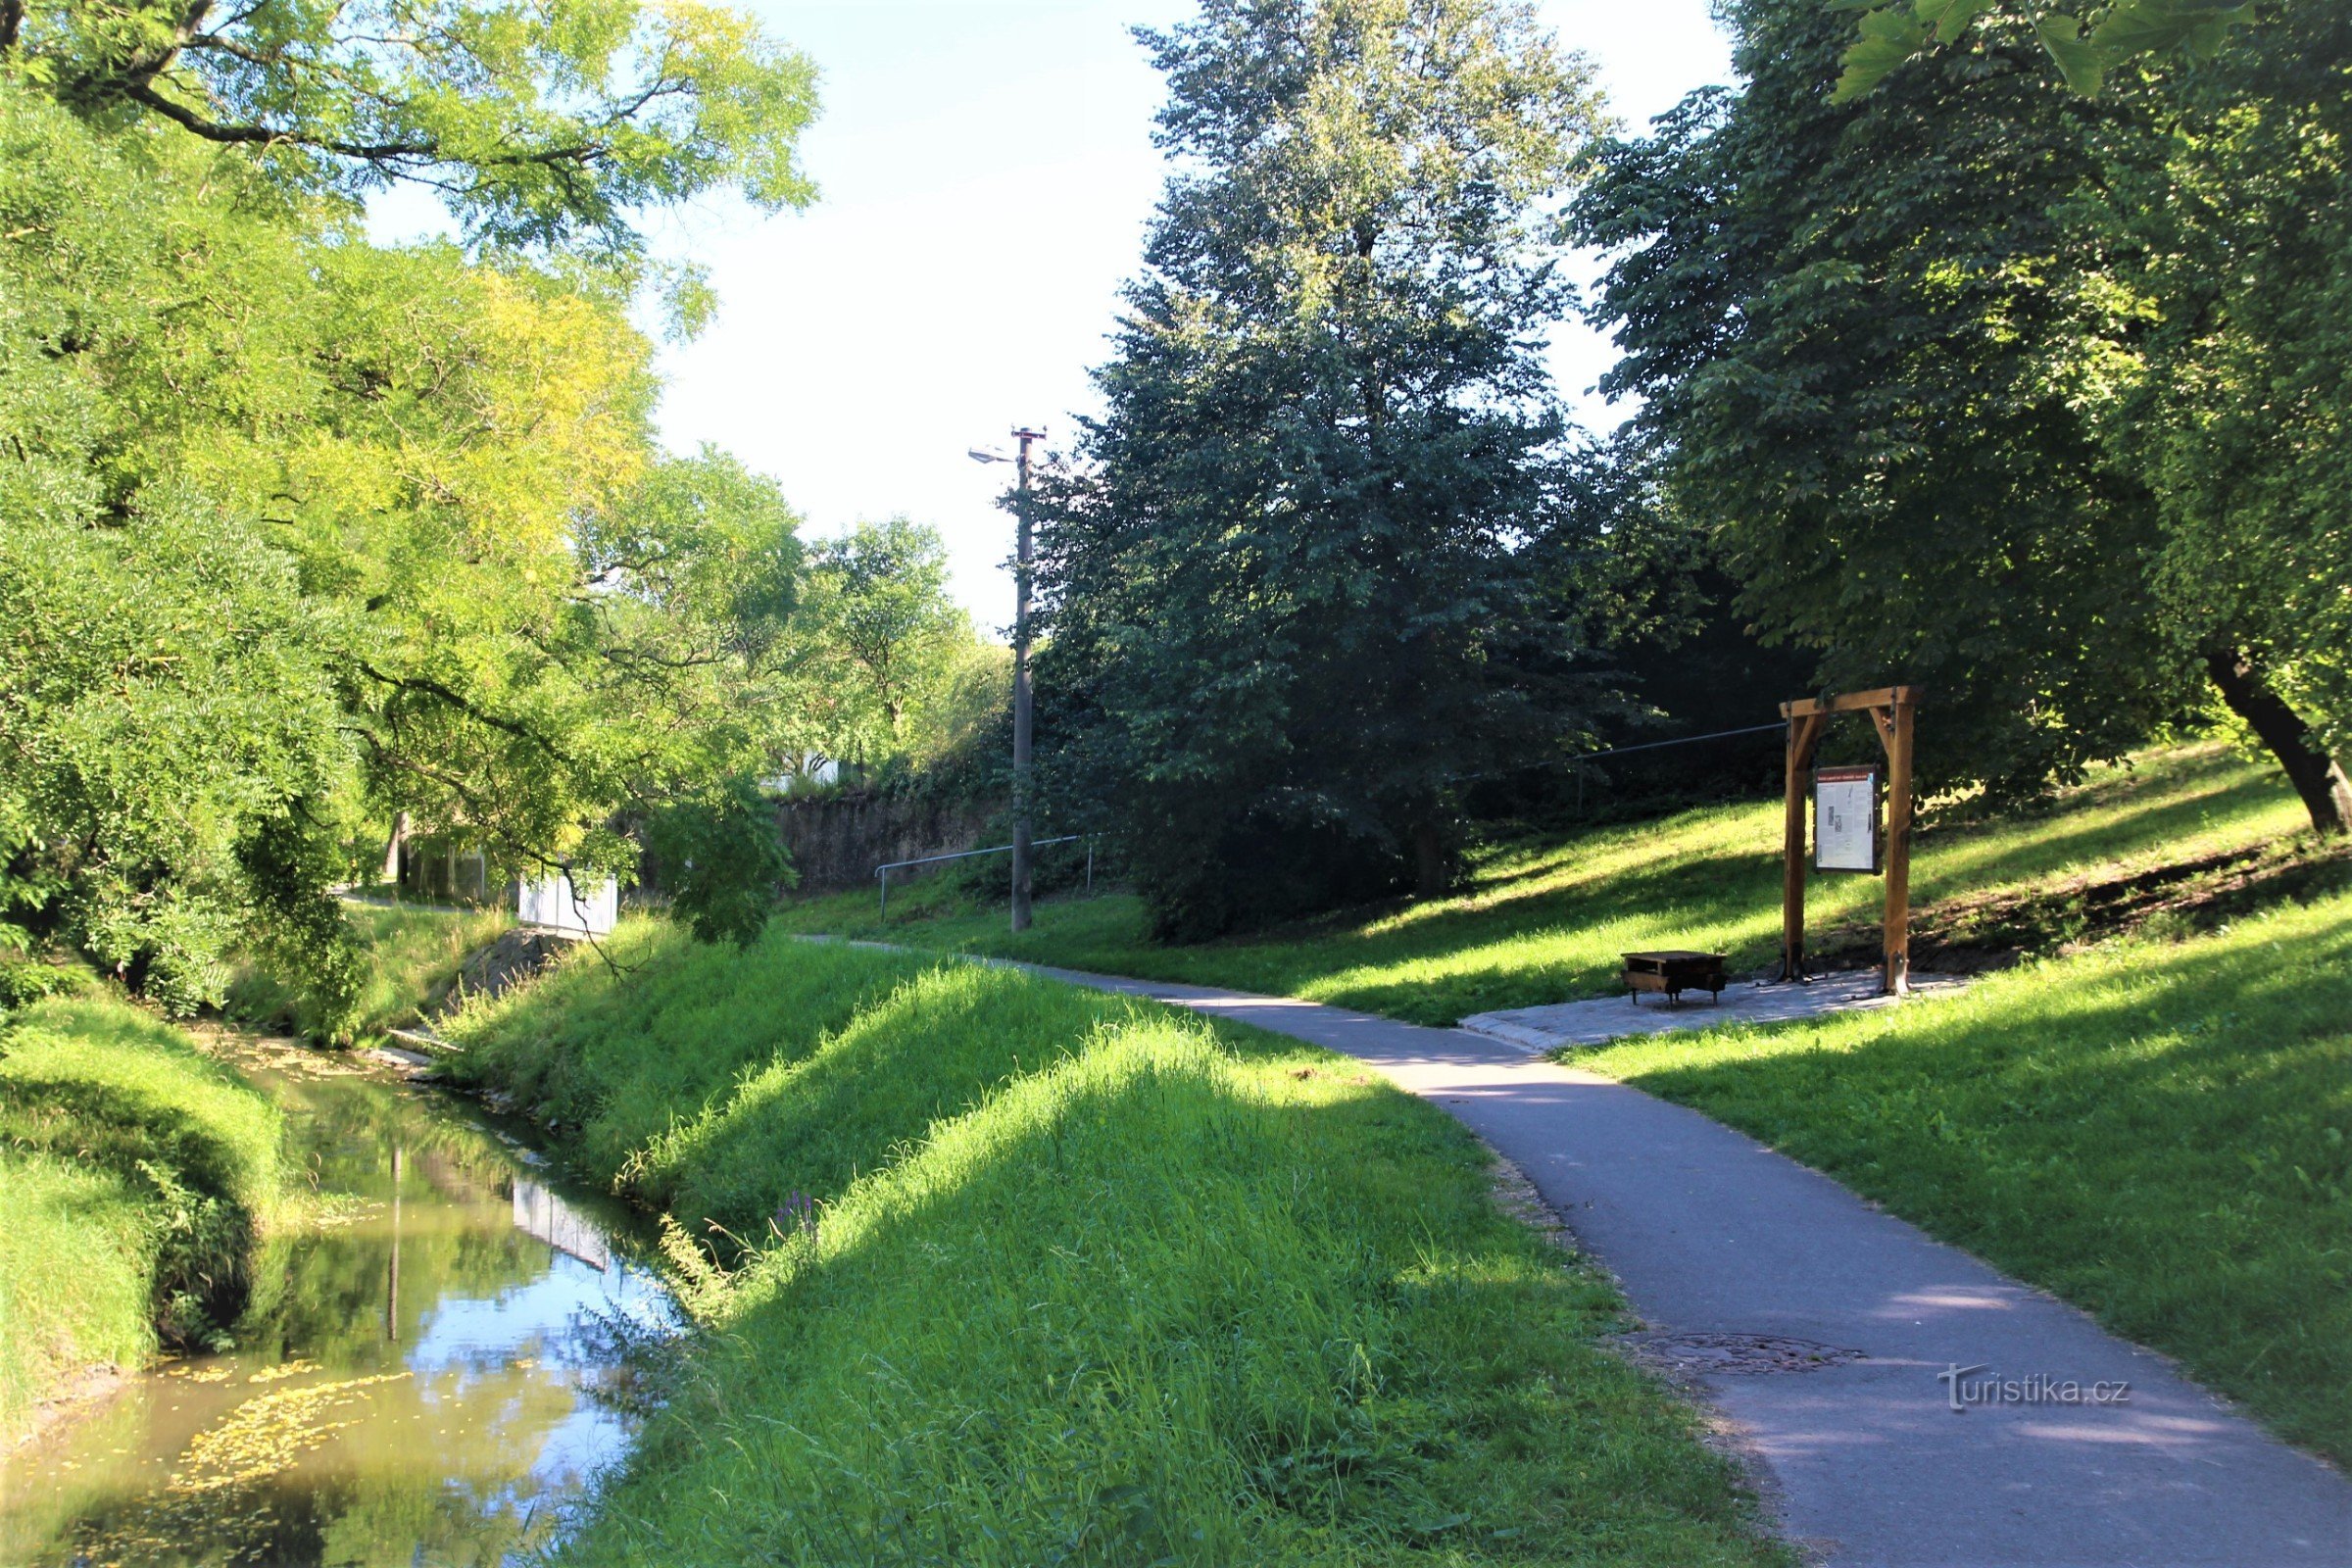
xmin=381 ymin=811 xmax=409 ymax=885
xmin=2203 ymin=646 xmax=2352 ymax=836
xmin=1410 ymin=819 xmax=1449 ymax=899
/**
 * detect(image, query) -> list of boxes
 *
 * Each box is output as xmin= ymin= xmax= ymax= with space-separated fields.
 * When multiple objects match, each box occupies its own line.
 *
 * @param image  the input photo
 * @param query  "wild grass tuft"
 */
xmin=225 ymin=900 xmax=509 ymax=1043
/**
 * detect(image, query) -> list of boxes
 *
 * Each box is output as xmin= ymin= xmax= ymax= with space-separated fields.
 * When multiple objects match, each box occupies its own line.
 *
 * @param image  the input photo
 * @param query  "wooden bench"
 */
xmin=1622 ymin=950 xmax=1729 ymax=1007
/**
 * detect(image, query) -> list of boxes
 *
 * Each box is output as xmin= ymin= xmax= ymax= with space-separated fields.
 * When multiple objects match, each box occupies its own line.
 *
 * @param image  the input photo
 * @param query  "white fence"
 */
xmin=516 ymin=873 xmax=617 ymax=936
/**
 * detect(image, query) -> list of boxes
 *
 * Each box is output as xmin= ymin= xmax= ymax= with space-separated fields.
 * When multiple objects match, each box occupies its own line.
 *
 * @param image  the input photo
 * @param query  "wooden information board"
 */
xmin=1778 ymin=687 xmax=1922 ymax=995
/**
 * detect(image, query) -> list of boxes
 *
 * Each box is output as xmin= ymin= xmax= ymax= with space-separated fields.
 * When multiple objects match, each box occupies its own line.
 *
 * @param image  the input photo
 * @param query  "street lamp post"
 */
xmin=969 ymin=427 xmax=1046 ymax=933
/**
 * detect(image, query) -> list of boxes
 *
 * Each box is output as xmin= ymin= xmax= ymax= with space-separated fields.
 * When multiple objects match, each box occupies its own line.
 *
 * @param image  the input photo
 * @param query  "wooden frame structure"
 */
xmin=1779 ymin=686 xmax=1924 ymax=995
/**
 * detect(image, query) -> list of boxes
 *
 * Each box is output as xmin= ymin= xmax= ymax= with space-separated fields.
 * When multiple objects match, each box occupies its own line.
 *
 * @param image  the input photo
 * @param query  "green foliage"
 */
xmin=0 ymin=995 xmax=283 ymax=1434
xmin=643 ymin=776 xmax=794 ymax=947
xmin=0 ymin=956 xmax=89 ymax=1011
xmin=5 ymin=0 xmax=819 ymax=254
xmin=235 ymin=812 xmax=368 ymax=1045
xmin=1830 ymin=0 xmax=2257 ymax=101
xmin=448 ymin=927 xmax=1787 ymax=1566
xmin=2117 ymin=6 xmax=2352 ymax=765
xmin=779 ymin=515 xmax=1001 ymax=773
xmin=222 ymin=899 xmax=510 ymax=1042
xmin=1584 ymin=0 xmax=2351 ymax=827
xmin=1040 ymin=0 xmax=1621 ymax=939
xmin=1581 ymin=886 xmax=2352 ymax=1465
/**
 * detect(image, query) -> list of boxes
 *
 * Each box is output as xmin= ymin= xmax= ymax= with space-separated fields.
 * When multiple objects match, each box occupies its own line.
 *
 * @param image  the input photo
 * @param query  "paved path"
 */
xmin=1461 ymin=969 xmax=1970 ymax=1053
xmin=1009 ymin=960 xmax=2352 ymax=1568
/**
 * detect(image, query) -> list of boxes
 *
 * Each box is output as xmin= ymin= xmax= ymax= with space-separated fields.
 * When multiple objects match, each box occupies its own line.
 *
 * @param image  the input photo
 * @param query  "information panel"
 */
xmin=1814 ymin=765 xmax=1881 ymax=874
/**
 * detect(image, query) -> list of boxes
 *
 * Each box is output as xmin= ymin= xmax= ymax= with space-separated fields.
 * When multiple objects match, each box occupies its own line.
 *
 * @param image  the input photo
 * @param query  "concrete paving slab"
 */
xmin=1461 ymin=969 xmax=1971 ymax=1054
xmin=1005 ymin=960 xmax=2352 ymax=1568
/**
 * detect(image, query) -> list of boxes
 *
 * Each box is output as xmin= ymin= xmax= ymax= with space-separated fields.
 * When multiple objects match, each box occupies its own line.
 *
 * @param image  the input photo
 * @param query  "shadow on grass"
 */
xmin=0 ymin=1000 xmax=282 ymax=1343
xmin=583 ymin=1011 xmax=1788 ymax=1568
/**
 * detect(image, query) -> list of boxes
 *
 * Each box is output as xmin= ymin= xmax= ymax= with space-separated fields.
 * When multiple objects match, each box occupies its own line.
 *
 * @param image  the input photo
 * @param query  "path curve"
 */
xmin=1003 ymin=958 xmax=2352 ymax=1568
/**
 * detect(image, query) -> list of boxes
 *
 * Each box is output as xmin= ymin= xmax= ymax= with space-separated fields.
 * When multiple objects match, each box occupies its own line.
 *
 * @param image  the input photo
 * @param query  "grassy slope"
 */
xmin=0 ymin=997 xmax=282 ymax=1440
xmin=1578 ymin=891 xmax=2352 ymax=1467
xmin=225 ymin=899 xmax=510 ymax=1042
xmin=786 ymin=744 xmax=2309 ymax=1024
xmin=446 ymin=926 xmax=1788 ymax=1568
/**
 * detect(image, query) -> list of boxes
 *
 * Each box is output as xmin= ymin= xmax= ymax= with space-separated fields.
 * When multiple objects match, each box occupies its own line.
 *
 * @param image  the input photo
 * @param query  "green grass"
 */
xmin=446 ymin=924 xmax=1789 ymax=1567
xmin=788 ymin=743 xmax=2313 ymax=1024
xmin=0 ymin=996 xmax=283 ymax=1440
xmin=225 ymin=898 xmax=510 ymax=1042
xmin=1577 ymin=889 xmax=2352 ymax=1467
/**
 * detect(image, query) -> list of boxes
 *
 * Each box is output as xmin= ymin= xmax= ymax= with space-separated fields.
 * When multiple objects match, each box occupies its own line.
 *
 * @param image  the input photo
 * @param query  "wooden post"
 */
xmin=1779 ymin=711 xmax=1824 ymax=981
xmin=1882 ymin=696 xmax=1916 ymax=996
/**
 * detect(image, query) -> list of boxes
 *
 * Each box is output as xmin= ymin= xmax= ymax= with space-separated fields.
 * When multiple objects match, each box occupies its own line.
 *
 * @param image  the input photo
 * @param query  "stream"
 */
xmin=0 ymin=1035 xmax=677 ymax=1567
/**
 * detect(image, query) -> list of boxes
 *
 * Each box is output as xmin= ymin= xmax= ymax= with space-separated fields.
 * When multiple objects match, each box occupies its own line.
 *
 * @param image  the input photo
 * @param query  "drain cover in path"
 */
xmin=1616 ymin=1331 xmax=1864 ymax=1376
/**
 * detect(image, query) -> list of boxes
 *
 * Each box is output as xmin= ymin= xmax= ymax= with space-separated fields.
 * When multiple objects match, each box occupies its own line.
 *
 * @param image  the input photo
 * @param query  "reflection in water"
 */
xmin=0 ymin=1039 xmax=676 ymax=1567
xmin=512 ymin=1182 xmax=611 ymax=1273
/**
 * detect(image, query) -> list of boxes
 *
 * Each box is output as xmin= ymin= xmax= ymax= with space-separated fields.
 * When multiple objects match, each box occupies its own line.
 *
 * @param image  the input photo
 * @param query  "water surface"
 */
xmin=0 ymin=1037 xmax=674 ymax=1566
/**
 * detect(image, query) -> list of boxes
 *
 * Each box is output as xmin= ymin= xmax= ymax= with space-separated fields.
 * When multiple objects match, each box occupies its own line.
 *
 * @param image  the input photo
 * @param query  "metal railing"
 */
xmin=876 ymin=835 xmax=1092 ymax=917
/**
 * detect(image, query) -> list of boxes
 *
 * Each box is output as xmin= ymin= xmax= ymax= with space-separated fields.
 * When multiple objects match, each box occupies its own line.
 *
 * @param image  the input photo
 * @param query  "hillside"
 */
xmin=785 ymin=743 xmax=2329 ymax=1024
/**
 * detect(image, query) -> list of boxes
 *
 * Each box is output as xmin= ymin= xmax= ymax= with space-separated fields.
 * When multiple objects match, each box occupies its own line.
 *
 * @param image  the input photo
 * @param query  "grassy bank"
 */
xmin=225 ymin=899 xmax=509 ymax=1042
xmin=1578 ymin=888 xmax=2352 ymax=1467
xmin=787 ymin=744 xmax=2316 ymax=1024
xmin=447 ymin=925 xmax=1788 ymax=1567
xmin=0 ymin=996 xmax=282 ymax=1441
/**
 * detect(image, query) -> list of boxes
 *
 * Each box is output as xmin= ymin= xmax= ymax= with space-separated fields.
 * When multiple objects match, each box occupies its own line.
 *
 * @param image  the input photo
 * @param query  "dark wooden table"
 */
xmin=1621 ymin=950 xmax=1730 ymax=1006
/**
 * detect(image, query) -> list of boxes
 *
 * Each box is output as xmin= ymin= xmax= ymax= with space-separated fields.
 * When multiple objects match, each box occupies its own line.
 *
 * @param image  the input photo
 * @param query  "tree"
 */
xmin=802 ymin=518 xmax=965 ymax=747
xmin=1581 ymin=0 xmax=2350 ymax=832
xmin=1036 ymin=0 xmax=1614 ymax=939
xmin=2 ymin=0 xmax=818 ymax=253
xmin=2112 ymin=3 xmax=2352 ymax=827
xmin=0 ymin=64 xmax=812 ymax=1029
xmin=1575 ymin=0 xmax=2198 ymax=807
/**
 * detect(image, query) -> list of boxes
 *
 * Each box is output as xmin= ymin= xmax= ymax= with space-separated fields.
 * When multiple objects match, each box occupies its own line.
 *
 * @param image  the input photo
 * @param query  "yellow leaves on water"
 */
xmin=65 ymin=1370 xmax=414 ymax=1565
xmin=167 ymin=1371 xmax=413 ymax=1496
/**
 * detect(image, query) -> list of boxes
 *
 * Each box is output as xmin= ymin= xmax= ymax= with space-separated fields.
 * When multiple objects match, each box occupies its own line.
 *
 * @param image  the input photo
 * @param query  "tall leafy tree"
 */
xmin=1037 ymin=0 xmax=1613 ymax=939
xmin=0 ymin=0 xmax=818 ymax=1029
xmin=803 ymin=518 xmax=966 ymax=749
xmin=2114 ymin=3 xmax=2352 ymax=828
xmin=1575 ymin=0 xmax=2198 ymax=805
xmin=1581 ymin=0 xmax=2349 ymax=830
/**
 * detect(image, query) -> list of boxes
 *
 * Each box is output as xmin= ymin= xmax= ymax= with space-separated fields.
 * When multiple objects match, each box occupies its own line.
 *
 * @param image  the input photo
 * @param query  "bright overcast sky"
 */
xmin=380 ymin=1 xmax=1735 ymax=630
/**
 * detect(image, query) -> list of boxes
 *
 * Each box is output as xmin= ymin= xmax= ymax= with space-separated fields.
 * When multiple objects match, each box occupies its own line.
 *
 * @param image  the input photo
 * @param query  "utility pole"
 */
xmin=970 ymin=426 xmax=1047 ymax=933
xmin=1009 ymin=426 xmax=1044 ymax=933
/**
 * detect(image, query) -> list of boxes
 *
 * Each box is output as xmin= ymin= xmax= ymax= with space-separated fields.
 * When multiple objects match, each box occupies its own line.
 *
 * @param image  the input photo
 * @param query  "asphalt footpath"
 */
xmin=1013 ymin=962 xmax=2352 ymax=1568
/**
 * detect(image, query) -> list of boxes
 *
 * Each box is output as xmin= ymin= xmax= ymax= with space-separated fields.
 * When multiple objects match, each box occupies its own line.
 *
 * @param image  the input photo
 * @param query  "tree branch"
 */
xmin=354 ymin=661 xmax=575 ymax=765
xmin=121 ymin=75 xmax=604 ymax=175
xmin=122 ymin=79 xmax=436 ymax=159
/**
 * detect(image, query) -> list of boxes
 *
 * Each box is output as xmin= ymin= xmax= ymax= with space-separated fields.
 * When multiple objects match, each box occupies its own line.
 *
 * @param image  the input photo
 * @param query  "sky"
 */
xmin=382 ymin=1 xmax=1737 ymax=629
